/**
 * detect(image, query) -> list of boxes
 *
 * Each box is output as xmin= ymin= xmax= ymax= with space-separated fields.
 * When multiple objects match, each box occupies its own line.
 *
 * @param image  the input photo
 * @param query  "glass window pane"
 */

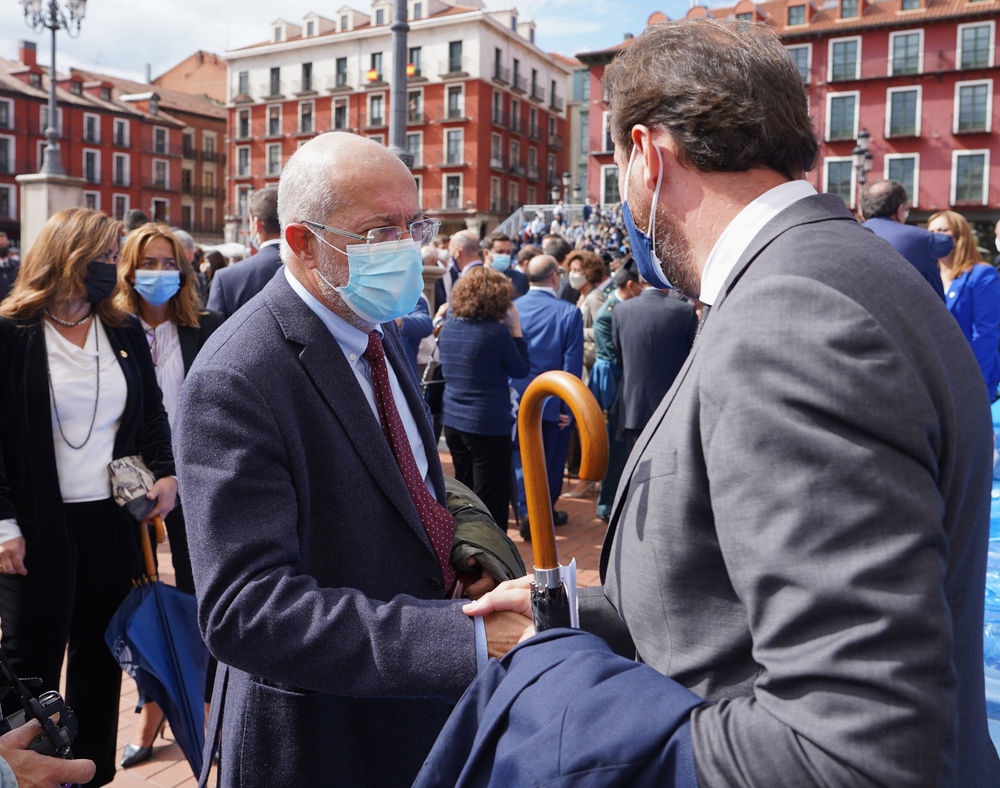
xmin=892 ymin=33 xmax=920 ymax=75
xmin=958 ymin=84 xmax=988 ymax=131
xmin=826 ymin=160 xmax=853 ymax=203
xmin=889 ymin=90 xmax=917 ymax=135
xmin=829 ymin=95 xmax=856 ymax=139
xmin=962 ymin=26 xmax=991 ymax=69
xmin=832 ymin=41 xmax=858 ymax=81
xmin=887 ymin=157 xmax=916 ymax=199
xmin=956 ymin=154 xmax=985 ymax=202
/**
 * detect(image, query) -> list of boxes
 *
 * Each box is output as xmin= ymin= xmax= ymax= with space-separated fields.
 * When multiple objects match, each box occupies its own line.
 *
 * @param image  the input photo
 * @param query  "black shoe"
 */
xmin=121 ymin=743 xmax=154 ymax=768
xmin=552 ymin=510 xmax=569 ymax=526
xmin=519 ymin=522 xmax=531 ymax=541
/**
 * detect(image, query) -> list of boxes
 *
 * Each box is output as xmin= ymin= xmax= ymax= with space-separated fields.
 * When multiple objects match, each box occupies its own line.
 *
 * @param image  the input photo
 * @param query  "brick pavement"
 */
xmin=106 ymin=450 xmax=606 ymax=786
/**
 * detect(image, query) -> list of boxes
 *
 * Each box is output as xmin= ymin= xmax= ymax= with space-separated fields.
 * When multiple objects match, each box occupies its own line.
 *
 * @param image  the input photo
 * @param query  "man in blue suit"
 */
xmin=510 ymin=255 xmax=584 ymax=539
xmin=207 ymin=187 xmax=283 ymax=320
xmin=483 ymin=232 xmax=528 ymax=298
xmin=861 ymin=179 xmax=952 ymax=301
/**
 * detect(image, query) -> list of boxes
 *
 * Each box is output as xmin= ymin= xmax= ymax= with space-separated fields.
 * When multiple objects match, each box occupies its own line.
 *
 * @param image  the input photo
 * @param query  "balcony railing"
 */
xmin=528 ymin=124 xmax=542 ymax=141
xmin=112 ymin=175 xmax=131 ymax=187
xmin=493 ymin=64 xmax=510 ymax=84
xmin=527 ymin=165 xmax=540 ymax=181
xmin=530 ymin=85 xmax=546 ymax=103
xmin=438 ymin=56 xmax=472 ymax=77
xmin=825 ymin=48 xmax=986 ymax=83
xmin=512 ymin=74 xmax=527 ymax=93
xmin=443 ymin=107 xmax=467 ymax=121
xmin=143 ymin=178 xmax=177 ymax=192
xmin=361 ymin=69 xmax=386 ymax=86
xmin=408 ymin=110 xmax=427 ymax=123
xmin=510 ymin=162 xmax=526 ymax=176
xmin=550 ymin=95 xmax=564 ymax=113
xmin=181 ymin=182 xmax=195 ymax=195
xmin=366 ymin=116 xmax=386 ymax=128
xmin=261 ymin=81 xmax=284 ymax=99
xmin=489 ymin=155 xmax=507 ymax=170
xmin=492 ymin=109 xmax=507 ymax=126
xmin=489 ymin=197 xmax=509 ymax=214
xmin=327 ymin=74 xmax=352 ymax=91
xmin=182 ymin=144 xmax=196 ymax=160
xmin=548 ymin=134 xmax=563 ymax=150
xmin=294 ymin=78 xmax=316 ymax=95
xmin=509 ymin=117 xmax=526 ymax=135
xmin=142 ymin=141 xmax=182 ymax=158
xmin=201 ymin=150 xmax=220 ymax=163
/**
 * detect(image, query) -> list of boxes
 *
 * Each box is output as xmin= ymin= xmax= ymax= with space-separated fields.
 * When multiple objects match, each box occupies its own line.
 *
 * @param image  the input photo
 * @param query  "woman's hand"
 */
xmin=145 ymin=476 xmax=178 ymax=522
xmin=503 ymin=304 xmax=522 ymax=338
xmin=0 ymin=537 xmax=27 ymax=575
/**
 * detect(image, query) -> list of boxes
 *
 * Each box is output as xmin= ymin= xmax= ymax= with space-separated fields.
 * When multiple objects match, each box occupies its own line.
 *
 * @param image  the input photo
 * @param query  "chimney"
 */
xmin=19 ymin=40 xmax=36 ymax=67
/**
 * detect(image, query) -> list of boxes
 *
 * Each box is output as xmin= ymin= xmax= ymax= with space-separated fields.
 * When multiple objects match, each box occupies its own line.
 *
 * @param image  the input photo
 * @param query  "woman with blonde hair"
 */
xmin=928 ymin=210 xmax=1000 ymax=399
xmin=0 ymin=207 xmax=176 ymax=785
xmin=114 ymin=223 xmax=222 ymax=767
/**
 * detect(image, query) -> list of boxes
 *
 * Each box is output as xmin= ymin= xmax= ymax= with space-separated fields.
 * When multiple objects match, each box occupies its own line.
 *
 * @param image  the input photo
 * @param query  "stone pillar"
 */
xmin=422 ymin=264 xmax=446 ymax=307
xmin=464 ymin=215 xmax=485 ymax=238
xmin=15 ymin=173 xmax=86 ymax=255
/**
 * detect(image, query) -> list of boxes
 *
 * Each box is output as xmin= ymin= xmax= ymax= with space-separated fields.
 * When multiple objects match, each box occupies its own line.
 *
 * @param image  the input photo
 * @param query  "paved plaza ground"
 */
xmin=106 ymin=449 xmax=606 ymax=787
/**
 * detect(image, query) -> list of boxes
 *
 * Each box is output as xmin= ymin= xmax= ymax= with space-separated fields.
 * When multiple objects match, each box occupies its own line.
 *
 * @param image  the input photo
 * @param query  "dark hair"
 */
xmin=250 ymin=186 xmax=280 ymax=236
xmin=124 ymin=208 xmax=150 ymax=233
xmin=566 ymin=249 xmax=607 ymax=285
xmin=614 ymin=263 xmax=639 ymax=289
xmin=860 ymin=180 xmax=907 ymax=220
xmin=450 ymin=265 xmax=513 ymax=322
xmin=484 ymin=232 xmax=511 ymax=251
xmin=204 ymin=250 xmax=227 ymax=279
xmin=517 ymin=244 xmax=542 ymax=265
xmin=604 ymin=19 xmax=818 ymax=180
xmin=541 ymin=234 xmax=572 ymax=263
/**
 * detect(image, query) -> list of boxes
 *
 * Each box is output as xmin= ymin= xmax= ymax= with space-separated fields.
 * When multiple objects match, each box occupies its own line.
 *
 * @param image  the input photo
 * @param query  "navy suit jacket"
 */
xmin=206 ymin=242 xmax=283 ymax=320
xmin=510 ymin=288 xmax=583 ymax=422
xmin=612 ymin=288 xmax=696 ymax=432
xmin=863 ymin=217 xmax=950 ymax=301
xmin=433 ymin=264 xmax=459 ymax=314
xmin=397 ymin=294 xmax=432 ymax=375
xmin=945 ymin=263 xmax=1000 ymax=396
xmin=414 ymin=629 xmax=702 ymax=788
xmin=175 ymin=274 xmax=479 ymax=787
xmin=505 ymin=267 xmax=529 ymax=298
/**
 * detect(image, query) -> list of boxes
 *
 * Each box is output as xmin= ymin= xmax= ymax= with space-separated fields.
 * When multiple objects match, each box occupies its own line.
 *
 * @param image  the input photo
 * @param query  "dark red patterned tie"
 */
xmin=363 ymin=331 xmax=457 ymax=592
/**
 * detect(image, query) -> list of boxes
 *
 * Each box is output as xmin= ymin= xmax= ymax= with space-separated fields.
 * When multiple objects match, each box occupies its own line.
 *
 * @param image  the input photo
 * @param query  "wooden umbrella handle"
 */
xmin=517 ymin=371 xmax=609 ymax=571
xmin=139 ymin=519 xmax=158 ymax=582
xmin=151 ymin=514 xmax=166 ymax=544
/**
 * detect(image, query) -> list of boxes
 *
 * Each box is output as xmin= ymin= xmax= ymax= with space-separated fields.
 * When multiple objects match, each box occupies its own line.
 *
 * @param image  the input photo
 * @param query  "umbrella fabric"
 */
xmin=106 ymin=581 xmax=209 ymax=776
xmin=413 ymin=629 xmax=703 ymax=787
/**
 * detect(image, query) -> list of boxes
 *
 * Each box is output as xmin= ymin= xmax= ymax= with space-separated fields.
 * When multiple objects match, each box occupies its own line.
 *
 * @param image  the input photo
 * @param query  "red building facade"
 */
xmin=580 ymin=0 xmax=1000 ymax=236
xmin=222 ymin=1 xmax=571 ymax=239
xmin=0 ymin=42 xmax=226 ymax=245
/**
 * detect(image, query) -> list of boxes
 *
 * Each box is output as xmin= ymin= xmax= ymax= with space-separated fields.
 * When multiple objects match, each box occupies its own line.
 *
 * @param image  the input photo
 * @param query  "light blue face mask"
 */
xmin=490 ymin=254 xmax=512 ymax=273
xmin=309 ymin=229 xmax=424 ymax=324
xmin=133 ymin=270 xmax=181 ymax=306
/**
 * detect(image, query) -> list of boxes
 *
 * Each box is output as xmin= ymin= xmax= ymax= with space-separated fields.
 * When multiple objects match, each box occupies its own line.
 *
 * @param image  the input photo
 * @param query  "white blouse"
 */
xmin=141 ymin=318 xmax=183 ymax=428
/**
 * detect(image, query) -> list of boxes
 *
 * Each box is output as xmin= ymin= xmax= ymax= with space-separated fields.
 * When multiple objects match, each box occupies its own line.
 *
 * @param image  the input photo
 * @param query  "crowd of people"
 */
xmin=0 ymin=17 xmax=998 ymax=787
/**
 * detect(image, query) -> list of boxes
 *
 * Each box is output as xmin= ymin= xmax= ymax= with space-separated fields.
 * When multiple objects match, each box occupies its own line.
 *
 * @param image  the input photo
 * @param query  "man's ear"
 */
xmin=285 ymin=224 xmax=316 ymax=268
xmin=894 ymin=203 xmax=908 ymax=224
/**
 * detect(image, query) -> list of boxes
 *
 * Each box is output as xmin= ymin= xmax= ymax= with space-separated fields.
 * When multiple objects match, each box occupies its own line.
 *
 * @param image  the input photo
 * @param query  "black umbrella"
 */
xmin=517 ymin=371 xmax=608 ymax=631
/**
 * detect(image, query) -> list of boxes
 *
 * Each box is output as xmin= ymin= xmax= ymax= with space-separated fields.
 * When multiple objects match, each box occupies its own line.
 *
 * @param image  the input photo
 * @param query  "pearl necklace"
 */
xmin=44 ymin=307 xmax=93 ymax=328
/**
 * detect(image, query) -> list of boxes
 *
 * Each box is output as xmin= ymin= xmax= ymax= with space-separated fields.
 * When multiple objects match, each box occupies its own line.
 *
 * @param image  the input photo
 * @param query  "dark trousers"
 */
xmin=444 ymin=427 xmax=513 ymax=528
xmin=0 ymin=499 xmax=134 ymax=786
xmin=513 ymin=419 xmax=573 ymax=517
xmin=164 ymin=503 xmax=195 ymax=595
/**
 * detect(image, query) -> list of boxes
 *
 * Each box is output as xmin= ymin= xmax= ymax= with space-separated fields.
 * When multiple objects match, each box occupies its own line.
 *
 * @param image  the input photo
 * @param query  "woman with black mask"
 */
xmin=0 ymin=207 xmax=176 ymax=786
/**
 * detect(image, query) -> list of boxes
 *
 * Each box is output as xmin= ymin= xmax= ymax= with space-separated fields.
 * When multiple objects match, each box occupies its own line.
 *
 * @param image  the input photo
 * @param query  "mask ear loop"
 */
xmin=648 ymin=144 xmax=664 ymax=245
xmin=622 ymin=146 xmax=638 ymax=203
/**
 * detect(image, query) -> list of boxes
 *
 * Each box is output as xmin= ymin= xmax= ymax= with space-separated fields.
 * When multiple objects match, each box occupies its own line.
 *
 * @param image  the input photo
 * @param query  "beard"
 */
xmin=313 ymin=245 xmax=374 ymax=330
xmin=627 ymin=173 xmax=699 ymax=299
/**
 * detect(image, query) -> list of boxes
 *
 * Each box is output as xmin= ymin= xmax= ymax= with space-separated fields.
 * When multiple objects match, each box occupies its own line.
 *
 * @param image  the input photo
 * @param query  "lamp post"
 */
xmin=561 ymin=171 xmax=571 ymax=204
xmin=851 ymin=128 xmax=873 ymax=203
xmin=21 ymin=0 xmax=87 ymax=177
xmin=387 ymin=0 xmax=413 ymax=169
xmin=572 ymin=184 xmax=581 ymax=202
xmin=550 ymin=185 xmax=559 ymax=204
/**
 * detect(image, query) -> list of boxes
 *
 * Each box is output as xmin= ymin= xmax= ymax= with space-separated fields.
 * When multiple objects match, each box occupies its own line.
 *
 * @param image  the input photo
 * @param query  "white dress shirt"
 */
xmin=699 ymin=180 xmax=817 ymax=306
xmin=141 ymin=318 xmax=184 ymax=429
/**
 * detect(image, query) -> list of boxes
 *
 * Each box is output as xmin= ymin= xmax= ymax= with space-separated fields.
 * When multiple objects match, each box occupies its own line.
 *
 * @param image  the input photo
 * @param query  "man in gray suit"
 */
xmin=175 ymin=133 xmax=528 ymax=786
xmin=469 ymin=18 xmax=999 ymax=785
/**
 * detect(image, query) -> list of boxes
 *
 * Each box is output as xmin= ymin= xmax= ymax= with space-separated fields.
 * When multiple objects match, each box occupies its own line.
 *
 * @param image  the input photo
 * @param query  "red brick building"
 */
xmin=0 ymin=41 xmax=226 ymax=245
xmin=221 ymin=0 xmax=572 ymax=239
xmin=579 ymin=0 xmax=1000 ymax=237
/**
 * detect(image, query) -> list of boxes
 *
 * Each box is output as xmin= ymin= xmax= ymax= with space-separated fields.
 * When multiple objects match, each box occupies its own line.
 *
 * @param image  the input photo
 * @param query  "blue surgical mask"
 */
xmin=134 ymin=270 xmax=181 ymax=306
xmin=309 ymin=229 xmax=423 ymax=324
xmin=491 ymin=254 xmax=512 ymax=273
xmin=622 ymin=145 xmax=672 ymax=290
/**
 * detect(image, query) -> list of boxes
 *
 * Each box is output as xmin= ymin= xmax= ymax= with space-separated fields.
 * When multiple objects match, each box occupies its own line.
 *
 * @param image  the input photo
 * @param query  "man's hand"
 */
xmin=145 ymin=476 xmax=178 ymax=522
xmin=557 ymin=413 xmax=572 ymax=429
xmin=461 ymin=557 xmax=499 ymax=601
xmin=466 ymin=576 xmax=536 ymax=659
xmin=482 ymin=611 xmax=535 ymax=659
xmin=0 ymin=538 xmax=26 ymax=576
xmin=0 ymin=719 xmax=96 ymax=787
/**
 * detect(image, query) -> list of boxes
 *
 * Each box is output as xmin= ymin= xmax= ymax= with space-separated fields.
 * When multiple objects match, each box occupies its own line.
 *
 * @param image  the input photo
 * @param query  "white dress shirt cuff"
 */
xmin=0 ymin=519 xmax=22 ymax=544
xmin=474 ymin=615 xmax=488 ymax=672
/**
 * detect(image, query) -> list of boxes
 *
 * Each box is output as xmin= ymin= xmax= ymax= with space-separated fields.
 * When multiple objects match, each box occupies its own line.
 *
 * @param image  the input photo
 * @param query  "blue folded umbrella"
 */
xmin=106 ymin=579 xmax=209 ymax=777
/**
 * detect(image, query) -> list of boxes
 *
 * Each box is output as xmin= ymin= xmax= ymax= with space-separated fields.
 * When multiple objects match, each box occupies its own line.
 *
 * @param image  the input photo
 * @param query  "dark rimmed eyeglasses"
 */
xmin=303 ymin=218 xmax=440 ymax=249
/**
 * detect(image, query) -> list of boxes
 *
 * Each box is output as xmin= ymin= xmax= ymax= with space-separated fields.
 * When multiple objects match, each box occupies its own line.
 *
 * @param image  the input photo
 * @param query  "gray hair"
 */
xmin=450 ymin=230 xmax=480 ymax=256
xmin=169 ymin=227 xmax=196 ymax=253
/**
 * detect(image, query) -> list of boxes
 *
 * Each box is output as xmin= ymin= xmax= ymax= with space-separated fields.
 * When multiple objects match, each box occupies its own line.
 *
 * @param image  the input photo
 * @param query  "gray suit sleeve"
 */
xmin=691 ymin=276 xmax=955 ymax=786
xmin=175 ymin=361 xmax=479 ymax=702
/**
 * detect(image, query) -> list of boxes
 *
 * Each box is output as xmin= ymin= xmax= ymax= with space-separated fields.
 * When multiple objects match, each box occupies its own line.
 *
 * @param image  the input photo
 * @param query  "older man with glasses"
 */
xmin=173 ymin=132 xmax=531 ymax=787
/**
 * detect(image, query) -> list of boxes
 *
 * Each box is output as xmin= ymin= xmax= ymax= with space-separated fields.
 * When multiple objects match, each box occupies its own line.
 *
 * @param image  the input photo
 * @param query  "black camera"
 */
xmin=0 ymin=690 xmax=78 ymax=758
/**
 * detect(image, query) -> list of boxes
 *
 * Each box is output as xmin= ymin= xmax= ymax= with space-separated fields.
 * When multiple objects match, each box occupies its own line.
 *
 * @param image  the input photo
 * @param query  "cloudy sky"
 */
xmin=0 ymin=1 xmax=694 ymax=83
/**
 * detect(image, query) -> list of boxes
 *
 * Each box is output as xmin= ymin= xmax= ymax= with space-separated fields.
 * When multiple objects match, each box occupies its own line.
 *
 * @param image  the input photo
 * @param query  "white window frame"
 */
xmin=0 ymin=184 xmax=15 ymax=220
xmin=888 ymin=29 xmax=924 ymax=76
xmin=82 ymin=112 xmax=101 ymax=143
xmin=951 ymin=148 xmax=990 ymax=205
xmin=267 ymin=104 xmax=282 ymax=136
xmin=236 ymin=146 xmax=251 ymax=177
xmin=82 ymin=190 xmax=100 ymax=211
xmin=235 ymin=185 xmax=252 ymax=218
xmin=953 ymin=79 xmax=993 ymax=134
xmin=266 ymin=143 xmax=282 ymax=176
xmin=298 ymin=100 xmax=315 ymax=133
xmin=413 ymin=174 xmax=422 ymax=207
xmin=510 ymin=139 xmax=520 ymax=169
xmin=0 ymin=134 xmax=15 ymax=174
xmin=490 ymin=132 xmax=502 ymax=166
xmin=151 ymin=198 xmax=169 ymax=223
xmin=825 ymin=90 xmax=860 ymax=142
xmin=406 ymin=130 xmax=423 ymax=167
xmin=113 ymin=193 xmax=130 ymax=220
xmin=444 ymin=127 xmax=464 ymax=166
xmin=886 ymin=85 xmax=922 ymax=137
xmin=407 ymin=87 xmax=424 ymax=122
xmin=153 ymin=158 xmax=169 ymax=188
xmin=0 ymin=98 xmax=12 ymax=130
xmin=599 ymin=164 xmax=620 ymax=205
xmin=368 ymin=92 xmax=386 ymax=126
xmin=822 ymin=155 xmax=857 ymax=208
xmin=957 ymin=20 xmax=996 ymax=69
xmin=368 ymin=133 xmax=385 ymax=146
xmin=237 ymin=109 xmax=251 ymax=139
xmin=446 ymin=84 xmax=465 ymax=119
xmin=490 ymin=176 xmax=502 ymax=212
xmin=785 ymin=43 xmax=812 ymax=84
xmin=82 ymin=148 xmax=101 ymax=182
xmin=39 ymin=105 xmax=63 ymax=134
xmin=601 ymin=110 xmax=612 ymax=152
xmin=883 ymin=152 xmax=921 ymax=208
xmin=114 ymin=119 xmax=130 ymax=147
xmin=444 ymin=172 xmax=463 ymax=209
xmin=333 ymin=97 xmax=349 ymax=130
xmin=508 ymin=180 xmax=519 ymax=210
xmin=35 ymin=140 xmax=45 ymax=170
xmin=827 ymin=36 xmax=862 ymax=82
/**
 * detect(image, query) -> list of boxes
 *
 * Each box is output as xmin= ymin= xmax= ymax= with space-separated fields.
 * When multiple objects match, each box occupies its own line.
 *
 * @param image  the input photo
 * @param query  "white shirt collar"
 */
xmin=258 ymin=238 xmax=282 ymax=250
xmin=699 ymin=180 xmax=817 ymax=306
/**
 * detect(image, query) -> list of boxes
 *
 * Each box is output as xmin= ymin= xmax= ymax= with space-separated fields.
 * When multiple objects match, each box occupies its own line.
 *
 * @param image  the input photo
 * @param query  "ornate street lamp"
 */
xmin=851 ymin=128 xmax=874 ymax=196
xmin=550 ymin=185 xmax=560 ymax=204
xmin=572 ymin=184 xmax=581 ymax=202
xmin=561 ymin=171 xmax=571 ymax=204
xmin=21 ymin=0 xmax=87 ymax=176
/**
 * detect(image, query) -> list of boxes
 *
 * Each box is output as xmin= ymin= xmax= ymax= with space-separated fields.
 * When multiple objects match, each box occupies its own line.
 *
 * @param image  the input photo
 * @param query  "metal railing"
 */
xmin=493 ymin=64 xmax=510 ymax=84
xmin=494 ymin=203 xmax=588 ymax=239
